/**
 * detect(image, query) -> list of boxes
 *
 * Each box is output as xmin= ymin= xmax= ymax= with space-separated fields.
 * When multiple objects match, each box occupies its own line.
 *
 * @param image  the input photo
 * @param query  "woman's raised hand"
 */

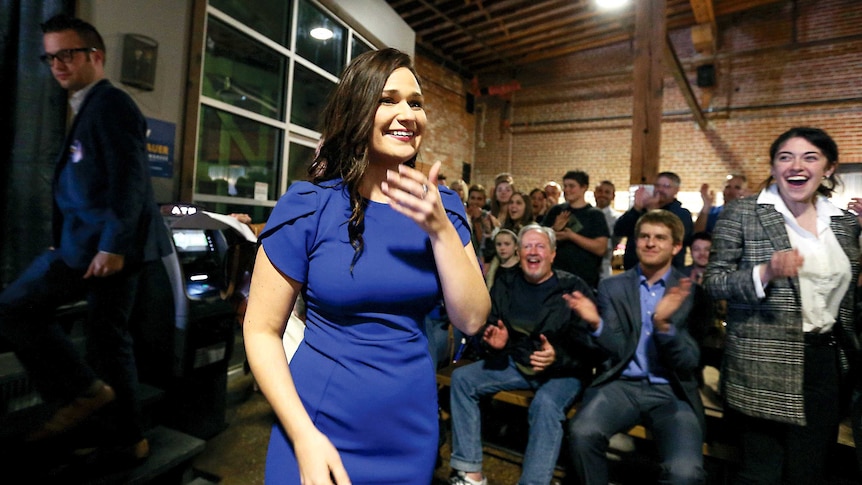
xmin=382 ymin=160 xmax=449 ymax=235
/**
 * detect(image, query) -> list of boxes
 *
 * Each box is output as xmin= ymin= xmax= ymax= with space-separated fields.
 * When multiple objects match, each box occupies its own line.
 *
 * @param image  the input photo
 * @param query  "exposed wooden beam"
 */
xmin=665 ymin=36 xmax=708 ymax=129
xmin=411 ymin=0 xmax=513 ymax=37
xmin=473 ymin=33 xmax=631 ymax=72
xmin=630 ymin=0 xmax=666 ymax=186
xmin=436 ymin=3 xmax=587 ymax=52
xmin=690 ymin=0 xmax=715 ymax=22
xmin=412 ymin=0 xmax=540 ymax=41
xmin=457 ymin=14 xmax=625 ymax=62
xmin=414 ymin=0 xmax=516 ymax=72
xmin=400 ymin=0 xmax=786 ymax=74
xmin=474 ymin=0 xmax=511 ymax=38
xmin=458 ymin=3 xmax=745 ymax=71
xmin=689 ymin=0 xmax=717 ymax=54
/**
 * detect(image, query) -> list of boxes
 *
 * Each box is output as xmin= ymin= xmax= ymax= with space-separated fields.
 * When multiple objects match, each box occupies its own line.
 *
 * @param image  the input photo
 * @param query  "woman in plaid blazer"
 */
xmin=704 ymin=127 xmax=861 ymax=484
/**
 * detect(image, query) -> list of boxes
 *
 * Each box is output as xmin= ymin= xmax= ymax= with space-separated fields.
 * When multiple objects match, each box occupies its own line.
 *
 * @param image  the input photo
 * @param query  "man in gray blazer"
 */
xmin=563 ymin=209 xmax=707 ymax=485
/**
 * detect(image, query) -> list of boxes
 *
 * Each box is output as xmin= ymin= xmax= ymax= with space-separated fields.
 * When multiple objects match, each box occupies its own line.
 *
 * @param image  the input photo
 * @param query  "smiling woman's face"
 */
xmin=369 ymin=67 xmax=425 ymax=165
xmin=770 ymin=136 xmax=834 ymax=210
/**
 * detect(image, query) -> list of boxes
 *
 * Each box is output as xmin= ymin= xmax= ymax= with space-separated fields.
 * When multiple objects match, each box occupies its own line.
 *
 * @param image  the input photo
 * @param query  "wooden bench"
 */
xmin=437 ymin=363 xmax=855 ymax=467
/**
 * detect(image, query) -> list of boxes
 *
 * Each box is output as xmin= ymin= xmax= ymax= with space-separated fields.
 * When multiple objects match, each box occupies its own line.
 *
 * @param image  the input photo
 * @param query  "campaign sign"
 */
xmin=146 ymin=118 xmax=175 ymax=178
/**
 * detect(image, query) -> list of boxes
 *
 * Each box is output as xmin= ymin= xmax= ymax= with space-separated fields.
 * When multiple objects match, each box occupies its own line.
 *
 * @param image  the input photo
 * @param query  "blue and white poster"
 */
xmin=146 ymin=118 xmax=175 ymax=178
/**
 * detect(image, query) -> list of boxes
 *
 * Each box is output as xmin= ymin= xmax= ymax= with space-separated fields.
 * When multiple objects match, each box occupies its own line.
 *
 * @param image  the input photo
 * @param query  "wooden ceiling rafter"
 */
xmin=420 ymin=1 xmax=575 ymax=52
xmin=472 ymin=0 xmax=511 ymax=38
xmin=510 ymin=32 xmax=632 ymax=69
xmin=410 ymin=0 xmax=518 ymax=72
xmin=665 ymin=36 xmax=708 ymax=129
xmin=407 ymin=0 xmax=530 ymax=39
xmin=690 ymin=0 xmax=717 ymax=22
xmin=462 ymin=18 xmax=631 ymax=68
xmin=453 ymin=9 xmax=617 ymax=62
xmin=467 ymin=10 xmax=710 ymax=72
xmin=690 ymin=0 xmax=718 ymax=54
xmin=385 ymin=0 xmax=784 ymax=75
xmin=443 ymin=5 xmax=601 ymax=53
xmin=413 ymin=0 xmax=531 ymax=39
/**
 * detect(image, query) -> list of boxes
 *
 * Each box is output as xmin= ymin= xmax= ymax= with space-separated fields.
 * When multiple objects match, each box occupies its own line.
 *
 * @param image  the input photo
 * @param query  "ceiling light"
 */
xmin=310 ymin=27 xmax=333 ymax=40
xmin=595 ymin=0 xmax=629 ymax=9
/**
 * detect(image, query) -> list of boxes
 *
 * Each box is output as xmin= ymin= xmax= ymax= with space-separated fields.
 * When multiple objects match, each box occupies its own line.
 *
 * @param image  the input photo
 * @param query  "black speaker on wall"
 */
xmin=466 ymin=93 xmax=475 ymax=114
xmin=696 ymin=64 xmax=716 ymax=88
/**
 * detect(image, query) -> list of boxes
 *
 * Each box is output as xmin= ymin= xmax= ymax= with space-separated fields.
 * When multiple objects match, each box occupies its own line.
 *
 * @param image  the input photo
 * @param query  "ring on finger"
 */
xmin=421 ymin=184 xmax=428 ymax=199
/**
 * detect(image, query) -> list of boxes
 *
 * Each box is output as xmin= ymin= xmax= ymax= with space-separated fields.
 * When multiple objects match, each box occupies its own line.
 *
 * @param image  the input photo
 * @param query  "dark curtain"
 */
xmin=0 ymin=0 xmax=73 ymax=286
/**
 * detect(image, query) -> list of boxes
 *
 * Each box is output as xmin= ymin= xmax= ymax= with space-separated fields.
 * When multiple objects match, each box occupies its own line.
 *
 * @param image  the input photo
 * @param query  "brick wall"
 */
xmin=443 ymin=0 xmax=862 ymax=208
xmin=413 ymin=56 xmax=475 ymax=186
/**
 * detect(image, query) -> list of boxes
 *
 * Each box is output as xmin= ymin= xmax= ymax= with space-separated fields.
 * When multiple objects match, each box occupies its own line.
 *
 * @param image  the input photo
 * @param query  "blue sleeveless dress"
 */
xmin=259 ymin=179 xmax=471 ymax=484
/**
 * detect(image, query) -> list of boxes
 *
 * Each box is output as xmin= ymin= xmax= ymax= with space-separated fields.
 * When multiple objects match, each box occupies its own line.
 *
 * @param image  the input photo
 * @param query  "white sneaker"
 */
xmin=449 ymin=470 xmax=487 ymax=485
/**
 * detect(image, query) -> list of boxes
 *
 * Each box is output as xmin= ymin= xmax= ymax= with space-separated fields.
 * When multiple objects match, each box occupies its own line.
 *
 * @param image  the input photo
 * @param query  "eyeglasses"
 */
xmin=39 ymin=47 xmax=96 ymax=65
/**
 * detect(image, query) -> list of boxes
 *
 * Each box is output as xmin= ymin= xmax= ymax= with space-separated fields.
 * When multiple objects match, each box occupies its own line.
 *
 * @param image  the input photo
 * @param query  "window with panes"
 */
xmin=194 ymin=0 xmax=374 ymax=220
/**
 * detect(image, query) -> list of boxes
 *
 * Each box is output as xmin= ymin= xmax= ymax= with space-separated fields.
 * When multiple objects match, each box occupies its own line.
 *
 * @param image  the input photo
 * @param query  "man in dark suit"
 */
xmin=563 ymin=209 xmax=706 ymax=485
xmin=0 ymin=14 xmax=169 ymax=459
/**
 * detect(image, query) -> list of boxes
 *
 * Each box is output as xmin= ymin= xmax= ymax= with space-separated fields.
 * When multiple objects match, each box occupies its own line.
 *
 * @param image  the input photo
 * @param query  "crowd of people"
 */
xmin=438 ymin=126 xmax=862 ymax=485
xmin=442 ymin=166 xmax=711 ymax=485
xmin=8 ymin=23 xmax=862 ymax=484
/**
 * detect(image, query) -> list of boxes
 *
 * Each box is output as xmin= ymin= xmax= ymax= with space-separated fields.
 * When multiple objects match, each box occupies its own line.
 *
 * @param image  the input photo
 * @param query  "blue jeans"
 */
xmin=424 ymin=312 xmax=450 ymax=371
xmin=449 ymin=357 xmax=582 ymax=485
xmin=0 ymin=250 xmax=144 ymax=442
xmin=567 ymin=379 xmax=704 ymax=485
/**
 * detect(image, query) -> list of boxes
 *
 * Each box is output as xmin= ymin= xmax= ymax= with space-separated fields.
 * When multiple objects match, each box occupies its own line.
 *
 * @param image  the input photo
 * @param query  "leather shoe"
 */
xmin=26 ymin=381 xmax=116 ymax=442
xmin=128 ymin=438 xmax=150 ymax=462
xmin=73 ymin=438 xmax=151 ymax=469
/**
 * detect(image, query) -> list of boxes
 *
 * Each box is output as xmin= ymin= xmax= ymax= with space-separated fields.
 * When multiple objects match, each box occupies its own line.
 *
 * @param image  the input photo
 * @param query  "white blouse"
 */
xmin=753 ymin=185 xmax=851 ymax=333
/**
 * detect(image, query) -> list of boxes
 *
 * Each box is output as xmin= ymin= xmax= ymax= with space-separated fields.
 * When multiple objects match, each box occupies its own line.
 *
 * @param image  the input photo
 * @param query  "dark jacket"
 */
xmin=614 ymin=199 xmax=693 ymax=270
xmin=52 ymin=79 xmax=170 ymax=269
xmin=704 ymin=195 xmax=860 ymax=425
xmin=482 ymin=268 xmax=601 ymax=378
xmin=591 ymin=267 xmax=707 ymax=431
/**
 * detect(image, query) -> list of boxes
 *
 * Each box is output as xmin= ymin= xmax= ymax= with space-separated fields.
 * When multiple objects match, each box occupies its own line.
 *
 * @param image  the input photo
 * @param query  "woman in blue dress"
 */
xmin=243 ymin=48 xmax=490 ymax=485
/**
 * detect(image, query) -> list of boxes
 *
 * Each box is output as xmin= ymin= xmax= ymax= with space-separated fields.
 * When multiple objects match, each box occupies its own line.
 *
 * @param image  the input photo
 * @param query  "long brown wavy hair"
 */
xmin=307 ymin=48 xmax=421 ymax=271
